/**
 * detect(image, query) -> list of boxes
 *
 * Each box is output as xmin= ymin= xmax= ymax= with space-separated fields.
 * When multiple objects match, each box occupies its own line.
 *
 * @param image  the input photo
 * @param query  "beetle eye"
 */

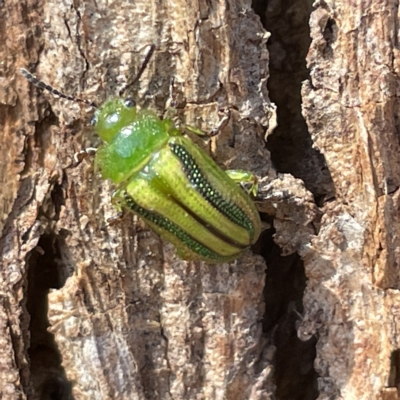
xmin=90 ymin=116 xmax=97 ymax=126
xmin=124 ymin=98 xmax=136 ymax=108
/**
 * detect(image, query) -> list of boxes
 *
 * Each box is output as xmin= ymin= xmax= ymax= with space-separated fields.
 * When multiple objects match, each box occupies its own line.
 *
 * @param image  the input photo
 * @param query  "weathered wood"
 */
xmin=6 ymin=0 xmax=397 ymax=399
xmin=300 ymin=0 xmax=400 ymax=399
xmin=0 ymin=0 xmax=281 ymax=399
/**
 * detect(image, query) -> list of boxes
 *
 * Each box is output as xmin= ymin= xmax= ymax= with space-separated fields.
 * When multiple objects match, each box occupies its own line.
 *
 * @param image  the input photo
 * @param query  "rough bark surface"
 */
xmin=299 ymin=0 xmax=400 ymax=399
xmin=1 ymin=0 xmax=281 ymax=399
xmin=3 ymin=0 xmax=398 ymax=400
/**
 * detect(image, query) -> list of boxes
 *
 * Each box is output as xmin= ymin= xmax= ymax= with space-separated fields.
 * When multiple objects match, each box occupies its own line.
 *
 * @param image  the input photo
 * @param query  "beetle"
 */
xmin=20 ymin=47 xmax=261 ymax=263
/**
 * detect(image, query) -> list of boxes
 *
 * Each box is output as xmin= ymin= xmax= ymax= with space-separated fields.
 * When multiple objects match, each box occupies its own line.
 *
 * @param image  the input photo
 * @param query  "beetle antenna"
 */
xmin=119 ymin=44 xmax=156 ymax=97
xmin=20 ymin=68 xmax=97 ymax=108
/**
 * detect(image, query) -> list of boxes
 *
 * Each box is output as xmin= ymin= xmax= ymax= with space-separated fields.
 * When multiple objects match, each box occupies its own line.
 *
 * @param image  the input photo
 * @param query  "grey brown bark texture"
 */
xmin=0 ymin=0 xmax=399 ymax=399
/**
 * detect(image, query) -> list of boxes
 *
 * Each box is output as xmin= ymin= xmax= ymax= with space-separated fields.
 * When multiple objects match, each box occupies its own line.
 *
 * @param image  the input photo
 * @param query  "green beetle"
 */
xmin=20 ymin=53 xmax=261 ymax=263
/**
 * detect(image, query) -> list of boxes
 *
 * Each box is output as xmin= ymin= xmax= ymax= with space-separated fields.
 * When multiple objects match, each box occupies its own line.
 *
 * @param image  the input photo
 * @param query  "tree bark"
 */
xmin=1 ymin=0 xmax=277 ymax=399
xmin=3 ymin=0 xmax=398 ymax=399
xmin=299 ymin=1 xmax=400 ymax=399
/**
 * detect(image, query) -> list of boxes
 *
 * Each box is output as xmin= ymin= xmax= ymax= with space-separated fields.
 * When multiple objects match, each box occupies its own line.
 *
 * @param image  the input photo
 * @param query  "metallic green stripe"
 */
xmin=121 ymin=191 xmax=230 ymax=262
xmin=169 ymin=142 xmax=255 ymax=235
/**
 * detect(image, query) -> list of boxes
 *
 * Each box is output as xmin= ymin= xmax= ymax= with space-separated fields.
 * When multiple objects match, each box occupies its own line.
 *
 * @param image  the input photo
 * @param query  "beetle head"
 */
xmin=93 ymin=98 xmax=138 ymax=143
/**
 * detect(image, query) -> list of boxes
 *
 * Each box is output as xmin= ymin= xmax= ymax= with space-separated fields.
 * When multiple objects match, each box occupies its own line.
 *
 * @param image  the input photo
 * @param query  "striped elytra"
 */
xmin=169 ymin=142 xmax=255 ymax=235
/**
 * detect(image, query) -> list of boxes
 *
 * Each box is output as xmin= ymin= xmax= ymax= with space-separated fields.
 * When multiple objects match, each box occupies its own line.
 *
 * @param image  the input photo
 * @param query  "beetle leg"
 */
xmin=73 ymin=147 xmax=97 ymax=166
xmin=165 ymin=77 xmax=231 ymax=138
xmin=101 ymin=211 xmax=125 ymax=231
xmin=225 ymin=169 xmax=258 ymax=197
xmin=206 ymin=109 xmax=231 ymax=137
xmin=184 ymin=109 xmax=231 ymax=138
xmin=100 ymin=190 xmax=127 ymax=230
